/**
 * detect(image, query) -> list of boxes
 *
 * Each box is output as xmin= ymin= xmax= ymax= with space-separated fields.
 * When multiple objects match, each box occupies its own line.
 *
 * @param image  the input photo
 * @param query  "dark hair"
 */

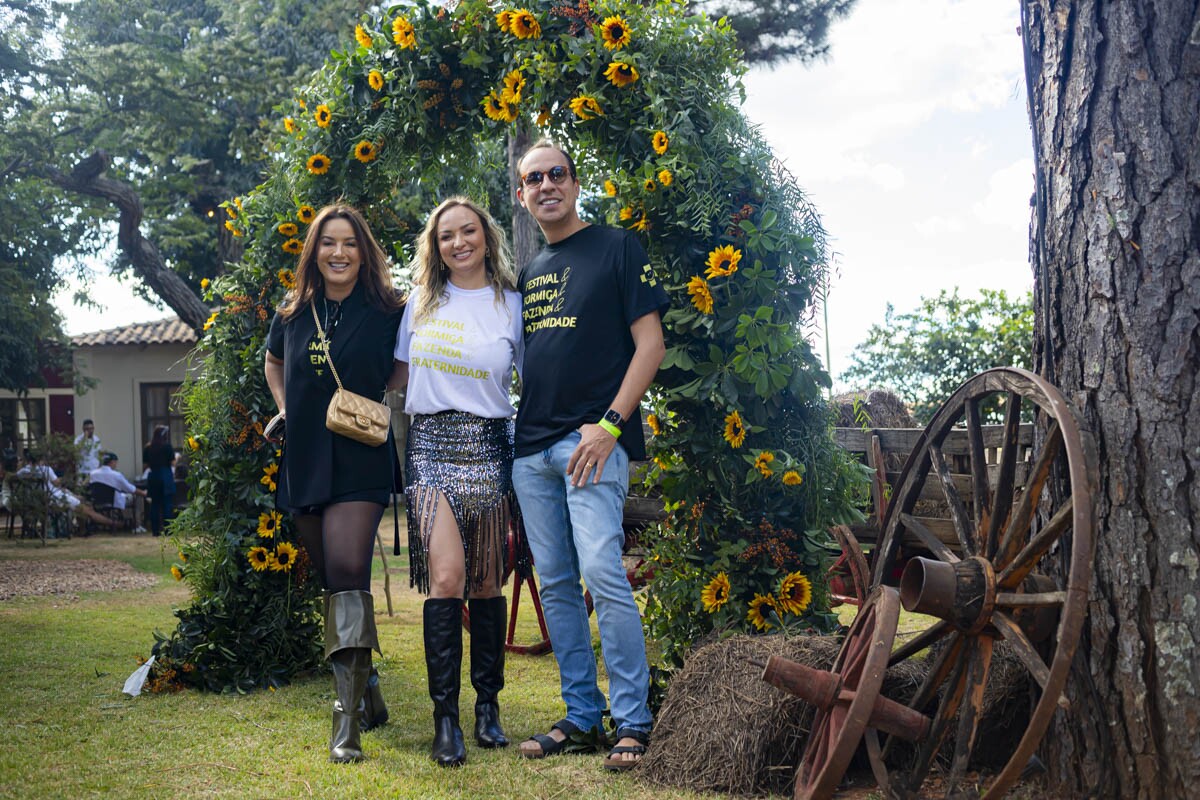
xmin=83 ymin=419 xmax=94 ymax=426
xmin=278 ymin=204 xmax=403 ymax=320
xmin=517 ymin=139 xmax=578 ymax=183
xmin=102 ymin=452 xmax=118 ymax=465
xmin=151 ymin=425 xmax=171 ymax=448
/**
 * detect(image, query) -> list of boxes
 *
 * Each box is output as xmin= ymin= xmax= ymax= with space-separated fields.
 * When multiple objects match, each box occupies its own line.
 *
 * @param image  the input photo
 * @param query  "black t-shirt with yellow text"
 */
xmin=515 ymin=225 xmax=669 ymax=460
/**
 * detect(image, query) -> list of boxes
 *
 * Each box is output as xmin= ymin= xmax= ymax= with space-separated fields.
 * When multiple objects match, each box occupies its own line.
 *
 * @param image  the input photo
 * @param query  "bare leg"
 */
xmin=426 ymin=492 xmax=466 ymax=599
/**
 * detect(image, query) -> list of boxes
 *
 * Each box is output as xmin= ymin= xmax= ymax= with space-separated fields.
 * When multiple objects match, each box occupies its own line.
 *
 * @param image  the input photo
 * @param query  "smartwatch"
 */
xmin=598 ymin=408 xmax=625 ymax=438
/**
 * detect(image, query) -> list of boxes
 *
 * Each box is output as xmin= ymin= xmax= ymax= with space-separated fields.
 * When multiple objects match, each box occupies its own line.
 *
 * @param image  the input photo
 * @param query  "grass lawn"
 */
xmin=0 ymin=522 xmax=722 ymax=800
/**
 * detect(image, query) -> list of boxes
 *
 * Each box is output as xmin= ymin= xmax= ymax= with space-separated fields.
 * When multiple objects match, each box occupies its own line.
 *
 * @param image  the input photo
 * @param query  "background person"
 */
xmin=89 ymin=453 xmax=147 ymax=525
xmin=393 ymin=197 xmax=523 ymax=767
xmin=75 ymin=419 xmax=102 ymax=477
xmin=142 ymin=425 xmax=176 ymax=537
xmin=263 ymin=204 xmax=405 ymax=763
xmin=17 ymin=449 xmax=118 ymax=531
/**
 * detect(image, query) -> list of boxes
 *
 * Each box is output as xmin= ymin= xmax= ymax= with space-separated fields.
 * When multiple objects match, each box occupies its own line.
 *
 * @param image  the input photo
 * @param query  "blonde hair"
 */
xmin=410 ymin=196 xmax=515 ymax=328
xmin=278 ymin=204 xmax=403 ymax=319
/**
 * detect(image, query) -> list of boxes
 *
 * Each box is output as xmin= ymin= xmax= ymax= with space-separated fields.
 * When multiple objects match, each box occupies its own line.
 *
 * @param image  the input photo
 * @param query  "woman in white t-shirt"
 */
xmin=393 ymin=196 xmax=523 ymax=767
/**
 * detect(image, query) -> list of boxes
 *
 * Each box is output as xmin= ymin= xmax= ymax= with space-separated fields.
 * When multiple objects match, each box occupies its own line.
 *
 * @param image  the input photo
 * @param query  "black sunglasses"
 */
xmin=519 ymin=165 xmax=572 ymax=188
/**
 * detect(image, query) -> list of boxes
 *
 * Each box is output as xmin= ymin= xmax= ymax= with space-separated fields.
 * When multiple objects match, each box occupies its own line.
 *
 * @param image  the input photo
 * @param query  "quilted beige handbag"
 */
xmin=311 ymin=302 xmax=390 ymax=446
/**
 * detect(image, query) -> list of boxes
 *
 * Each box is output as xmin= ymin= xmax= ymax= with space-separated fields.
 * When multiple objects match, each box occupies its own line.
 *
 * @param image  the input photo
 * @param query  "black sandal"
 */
xmin=602 ymin=728 xmax=650 ymax=771
xmin=518 ymin=720 xmax=597 ymax=759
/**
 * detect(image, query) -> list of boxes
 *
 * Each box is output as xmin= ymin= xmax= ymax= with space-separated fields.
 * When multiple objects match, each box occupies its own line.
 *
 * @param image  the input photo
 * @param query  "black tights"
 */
xmin=293 ymin=501 xmax=384 ymax=593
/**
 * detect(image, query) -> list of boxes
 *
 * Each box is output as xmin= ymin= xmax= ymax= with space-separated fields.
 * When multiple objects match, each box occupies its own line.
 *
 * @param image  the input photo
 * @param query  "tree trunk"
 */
xmin=44 ymin=151 xmax=211 ymax=333
xmin=508 ymin=127 xmax=542 ymax=269
xmin=1022 ymin=2 xmax=1200 ymax=797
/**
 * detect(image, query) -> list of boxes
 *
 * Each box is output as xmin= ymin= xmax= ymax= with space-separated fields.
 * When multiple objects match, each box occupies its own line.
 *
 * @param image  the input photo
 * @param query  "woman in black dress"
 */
xmin=142 ymin=425 xmax=176 ymax=536
xmin=264 ymin=204 xmax=405 ymax=763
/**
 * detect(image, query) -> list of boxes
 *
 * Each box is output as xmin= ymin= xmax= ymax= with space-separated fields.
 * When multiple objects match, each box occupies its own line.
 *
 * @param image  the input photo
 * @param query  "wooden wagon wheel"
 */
xmin=868 ymin=367 xmax=1097 ymax=799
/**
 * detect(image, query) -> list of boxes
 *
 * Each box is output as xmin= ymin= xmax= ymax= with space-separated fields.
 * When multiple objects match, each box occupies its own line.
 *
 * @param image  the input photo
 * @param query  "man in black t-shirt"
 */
xmin=512 ymin=140 xmax=667 ymax=770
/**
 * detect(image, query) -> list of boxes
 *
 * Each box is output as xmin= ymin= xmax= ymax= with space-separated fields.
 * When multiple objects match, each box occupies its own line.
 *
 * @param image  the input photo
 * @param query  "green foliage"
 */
xmin=841 ymin=288 xmax=1034 ymax=424
xmin=163 ymin=0 xmax=866 ymax=689
xmin=690 ymin=0 xmax=857 ymax=66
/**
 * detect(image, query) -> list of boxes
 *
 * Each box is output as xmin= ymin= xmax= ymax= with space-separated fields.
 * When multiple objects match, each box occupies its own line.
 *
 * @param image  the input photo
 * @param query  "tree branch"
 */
xmin=43 ymin=151 xmax=209 ymax=332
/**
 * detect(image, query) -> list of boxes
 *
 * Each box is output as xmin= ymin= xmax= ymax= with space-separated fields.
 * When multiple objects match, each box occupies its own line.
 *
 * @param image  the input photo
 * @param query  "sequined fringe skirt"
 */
xmin=405 ymin=411 xmax=527 ymax=595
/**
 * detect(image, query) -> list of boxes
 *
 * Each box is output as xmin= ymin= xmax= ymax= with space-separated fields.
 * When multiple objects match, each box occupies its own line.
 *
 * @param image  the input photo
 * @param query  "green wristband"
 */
xmin=597 ymin=418 xmax=622 ymax=438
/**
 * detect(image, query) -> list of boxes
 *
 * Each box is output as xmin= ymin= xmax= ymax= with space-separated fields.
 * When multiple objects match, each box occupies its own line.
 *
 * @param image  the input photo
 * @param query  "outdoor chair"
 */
xmin=87 ymin=482 xmax=127 ymax=532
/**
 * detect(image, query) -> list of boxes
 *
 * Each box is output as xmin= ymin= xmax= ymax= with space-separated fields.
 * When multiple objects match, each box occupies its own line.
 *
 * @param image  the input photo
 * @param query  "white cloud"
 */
xmin=56 ymin=268 xmax=166 ymax=336
xmin=914 ymin=215 xmax=965 ymax=237
xmin=972 ymin=159 xmax=1034 ymax=232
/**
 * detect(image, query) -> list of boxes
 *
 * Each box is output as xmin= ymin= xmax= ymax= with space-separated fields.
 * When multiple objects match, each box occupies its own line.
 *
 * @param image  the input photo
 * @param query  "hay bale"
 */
xmin=833 ymin=389 xmax=917 ymax=429
xmin=639 ymin=632 xmax=1032 ymax=796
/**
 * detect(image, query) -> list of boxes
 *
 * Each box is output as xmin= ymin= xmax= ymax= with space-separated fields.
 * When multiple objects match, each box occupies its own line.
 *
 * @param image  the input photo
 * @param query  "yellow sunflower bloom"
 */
xmin=647 ymin=413 xmax=661 ymax=436
xmin=277 ymin=222 xmax=298 ymax=237
xmin=257 ymin=510 xmax=282 ymax=539
xmin=314 ymin=104 xmax=332 ymax=128
xmin=368 ymin=70 xmax=384 ymax=91
xmin=225 ymin=205 xmax=237 ymax=219
xmin=658 ymin=169 xmax=673 ymax=187
xmin=271 ymin=542 xmax=299 ymax=572
xmin=281 ymin=238 xmax=303 ymax=255
xmin=700 ymin=572 xmax=731 ymax=613
xmin=535 ymin=106 xmax=551 ymax=126
xmin=782 ymin=470 xmax=803 ymax=486
xmin=354 ymin=140 xmax=378 ymax=163
xmin=747 ymin=593 xmax=777 ymax=631
xmin=619 ymin=206 xmax=634 ymax=221
xmin=306 ymin=153 xmax=331 ymax=175
xmin=705 ymin=244 xmax=742 ymax=279
xmin=500 ymin=70 xmax=525 ymax=104
xmin=482 ymin=92 xmax=517 ymax=123
xmin=631 ymin=216 xmax=650 ymax=233
xmin=187 ymin=435 xmax=200 ymax=450
xmin=509 ymin=9 xmax=541 ymax=39
xmin=170 ymin=565 xmax=183 ymax=581
xmin=686 ymin=276 xmax=713 ymax=315
xmin=278 ymin=268 xmax=296 ymax=290
xmin=355 ymin=24 xmax=372 ymax=49
xmin=199 ymin=278 xmax=210 ymax=290
xmin=652 ymin=130 xmax=669 ymax=155
xmin=604 ymin=61 xmax=639 ymax=88
xmin=283 ymin=116 xmax=296 ymax=134
xmin=296 ymin=98 xmax=306 ymax=110
xmin=392 ymin=15 xmax=416 ymax=48
xmin=261 ymin=463 xmax=279 ymax=493
xmin=247 ymin=546 xmax=271 ymax=572
xmin=600 ymin=16 xmax=631 ymax=50
xmin=495 ymin=10 xmax=513 ymax=32
xmin=723 ymin=410 xmax=746 ymax=448
xmin=754 ymin=450 xmax=775 ymax=477
xmin=777 ymin=572 xmax=813 ymax=615
xmin=569 ymin=94 xmax=602 ymax=120
xmin=297 ymin=205 xmax=316 ymax=224
xmin=223 ymin=220 xmax=241 ymax=237
xmin=203 ymin=311 xmax=219 ymax=331
xmin=604 ymin=179 xmax=618 ymax=197
xmin=179 ymin=551 xmax=188 ymax=562
xmin=643 ymin=178 xmax=656 ymax=192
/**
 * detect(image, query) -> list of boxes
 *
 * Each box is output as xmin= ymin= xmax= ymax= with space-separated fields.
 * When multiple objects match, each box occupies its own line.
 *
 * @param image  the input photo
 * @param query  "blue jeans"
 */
xmin=512 ymin=432 xmax=652 ymax=736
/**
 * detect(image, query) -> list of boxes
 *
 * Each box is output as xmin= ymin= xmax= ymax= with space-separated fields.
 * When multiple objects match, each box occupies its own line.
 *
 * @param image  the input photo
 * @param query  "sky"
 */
xmin=54 ymin=0 xmax=1036 ymax=384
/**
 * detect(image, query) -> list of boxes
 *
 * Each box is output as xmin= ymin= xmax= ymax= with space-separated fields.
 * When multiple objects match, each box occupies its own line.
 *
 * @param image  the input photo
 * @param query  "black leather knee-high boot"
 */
xmin=469 ymin=596 xmax=509 ymax=748
xmin=424 ymin=597 xmax=466 ymax=766
xmin=326 ymin=591 xmax=379 ymax=763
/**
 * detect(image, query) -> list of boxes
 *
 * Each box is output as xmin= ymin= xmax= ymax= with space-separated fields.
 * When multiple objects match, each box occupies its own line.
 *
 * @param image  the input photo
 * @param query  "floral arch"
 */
xmin=150 ymin=0 xmax=863 ymax=692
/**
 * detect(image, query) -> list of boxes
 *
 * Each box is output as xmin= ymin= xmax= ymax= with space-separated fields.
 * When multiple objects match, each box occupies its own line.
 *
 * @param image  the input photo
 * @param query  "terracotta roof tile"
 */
xmin=71 ymin=315 xmax=198 ymax=347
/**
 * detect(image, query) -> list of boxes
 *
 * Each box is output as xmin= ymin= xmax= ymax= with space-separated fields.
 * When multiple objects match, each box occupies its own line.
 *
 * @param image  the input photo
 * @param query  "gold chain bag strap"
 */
xmin=311 ymin=301 xmax=390 ymax=446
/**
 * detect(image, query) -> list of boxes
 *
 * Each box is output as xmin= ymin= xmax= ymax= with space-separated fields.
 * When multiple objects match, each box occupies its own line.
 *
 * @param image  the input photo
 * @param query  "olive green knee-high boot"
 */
xmin=323 ymin=591 xmax=388 ymax=732
xmin=326 ymin=591 xmax=380 ymax=763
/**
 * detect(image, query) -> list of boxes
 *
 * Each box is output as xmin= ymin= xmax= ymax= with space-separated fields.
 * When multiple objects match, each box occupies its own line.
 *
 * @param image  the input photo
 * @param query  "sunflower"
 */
xmin=724 ymin=409 xmax=746 ymax=448
xmin=509 ymin=9 xmax=541 ymax=39
xmin=600 ymin=15 xmax=631 ymax=50
xmin=354 ymin=140 xmax=378 ymax=163
xmin=705 ymin=244 xmax=742 ymax=279
xmin=647 ymin=413 xmax=661 ymax=436
xmin=313 ymin=104 xmax=332 ymax=128
xmin=278 ymin=268 xmax=296 ymax=289
xmin=271 ymin=542 xmax=299 ymax=572
xmin=700 ymin=572 xmax=731 ymax=613
xmin=777 ymin=572 xmax=813 ymax=615
xmin=604 ymin=61 xmax=639 ymax=88
xmin=569 ymin=94 xmax=603 ymax=120
xmin=535 ymin=106 xmax=551 ymax=126
xmin=306 ymin=153 xmax=331 ymax=175
xmin=355 ymin=24 xmax=372 ymax=49
xmin=747 ymin=593 xmax=777 ymax=631
xmin=170 ymin=565 xmax=183 ymax=581
xmin=686 ymin=276 xmax=713 ymax=314
xmin=754 ymin=450 xmax=775 ymax=477
xmin=482 ymin=92 xmax=517 ymax=123
xmin=658 ymin=168 xmax=673 ymax=187
xmin=643 ymin=178 xmax=656 ymax=192
xmin=247 ymin=546 xmax=271 ymax=572
xmin=604 ymin=179 xmax=618 ymax=197
xmin=619 ymin=206 xmax=634 ymax=221
xmin=257 ymin=510 xmax=282 ymax=538
xmin=224 ymin=205 xmax=237 ymax=220
xmin=652 ymin=130 xmax=669 ymax=155
xmin=223 ymin=220 xmax=242 ymax=237
xmin=392 ymin=15 xmax=416 ymax=48
xmin=187 ymin=435 xmax=200 ymax=450
xmin=782 ymin=470 xmax=803 ymax=486
xmin=277 ymin=222 xmax=298 ymax=237
xmin=297 ymin=205 xmax=316 ymax=224
xmin=203 ymin=311 xmax=219 ymax=331
xmin=281 ymin=238 xmax=303 ymax=255
xmin=261 ymin=463 xmax=279 ymax=492
xmin=296 ymin=98 xmax=306 ymax=110
xmin=495 ymin=10 xmax=513 ymax=31
xmin=368 ymin=70 xmax=384 ymax=91
xmin=199 ymin=277 xmax=210 ymax=290
xmin=631 ymin=216 xmax=651 ymax=233
xmin=653 ymin=456 xmax=669 ymax=471
xmin=283 ymin=116 xmax=296 ymax=134
xmin=500 ymin=69 xmax=525 ymax=104
xmin=179 ymin=551 xmax=188 ymax=562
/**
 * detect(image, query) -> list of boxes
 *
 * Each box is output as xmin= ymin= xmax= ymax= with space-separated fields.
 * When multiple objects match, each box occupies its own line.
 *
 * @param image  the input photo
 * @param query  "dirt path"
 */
xmin=0 ymin=558 xmax=158 ymax=600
